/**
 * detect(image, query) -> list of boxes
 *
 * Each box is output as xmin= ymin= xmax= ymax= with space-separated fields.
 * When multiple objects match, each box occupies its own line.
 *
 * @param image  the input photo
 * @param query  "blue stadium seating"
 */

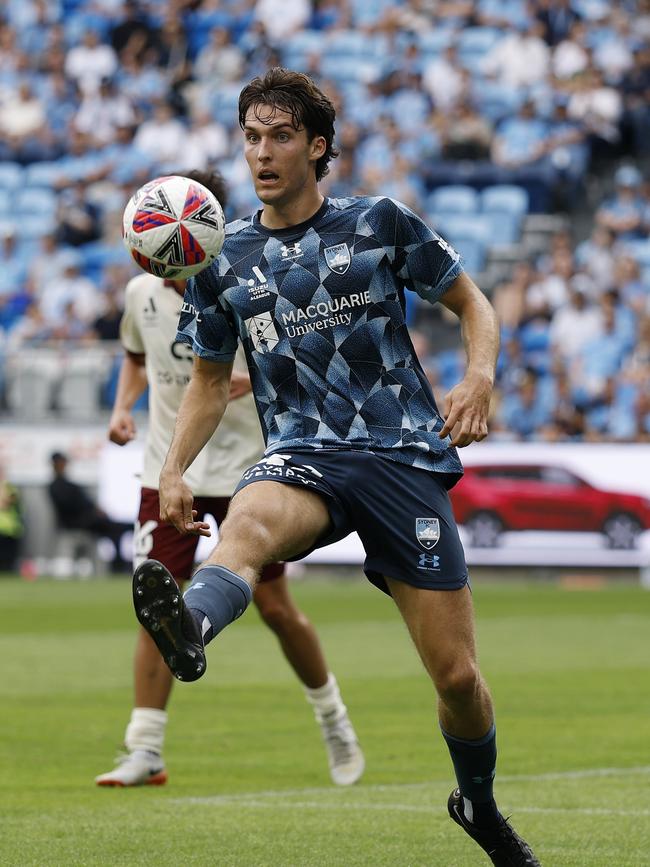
xmin=480 ymin=185 xmax=529 ymax=217
xmin=0 ymin=162 xmax=24 ymax=192
xmin=427 ymin=186 xmax=480 ymax=214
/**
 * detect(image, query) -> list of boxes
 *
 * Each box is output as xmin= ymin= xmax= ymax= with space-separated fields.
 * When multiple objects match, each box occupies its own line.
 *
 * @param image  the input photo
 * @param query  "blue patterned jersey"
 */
xmin=177 ymin=196 xmax=464 ymax=478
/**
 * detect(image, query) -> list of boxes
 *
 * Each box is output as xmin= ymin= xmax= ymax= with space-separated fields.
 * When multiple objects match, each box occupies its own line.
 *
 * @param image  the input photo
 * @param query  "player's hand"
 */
xmin=159 ymin=472 xmax=211 ymax=537
xmin=108 ymin=409 xmax=136 ymax=445
xmin=438 ymin=371 xmax=493 ymax=448
xmin=229 ymin=370 xmax=252 ymax=400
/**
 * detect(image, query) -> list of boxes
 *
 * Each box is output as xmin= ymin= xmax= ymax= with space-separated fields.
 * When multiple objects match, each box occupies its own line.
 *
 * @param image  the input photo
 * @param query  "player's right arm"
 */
xmin=159 ymin=355 xmax=233 ymax=535
xmin=108 ymin=352 xmax=148 ymax=445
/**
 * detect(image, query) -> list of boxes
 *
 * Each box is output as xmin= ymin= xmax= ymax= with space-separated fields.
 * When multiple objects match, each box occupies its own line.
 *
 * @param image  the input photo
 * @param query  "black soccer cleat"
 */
xmin=133 ymin=559 xmax=206 ymax=682
xmin=448 ymin=788 xmax=541 ymax=866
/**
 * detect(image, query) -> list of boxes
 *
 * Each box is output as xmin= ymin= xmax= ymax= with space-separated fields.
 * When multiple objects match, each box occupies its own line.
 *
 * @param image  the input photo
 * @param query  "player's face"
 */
xmin=243 ymin=105 xmax=325 ymax=207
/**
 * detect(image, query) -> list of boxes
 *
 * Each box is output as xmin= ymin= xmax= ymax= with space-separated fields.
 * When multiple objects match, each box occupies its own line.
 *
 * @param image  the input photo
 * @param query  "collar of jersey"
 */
xmin=251 ymin=197 xmax=330 ymax=239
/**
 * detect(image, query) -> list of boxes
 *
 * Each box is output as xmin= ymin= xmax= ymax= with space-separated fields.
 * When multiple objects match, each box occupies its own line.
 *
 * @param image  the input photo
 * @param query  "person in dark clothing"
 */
xmin=48 ymin=452 xmax=131 ymax=572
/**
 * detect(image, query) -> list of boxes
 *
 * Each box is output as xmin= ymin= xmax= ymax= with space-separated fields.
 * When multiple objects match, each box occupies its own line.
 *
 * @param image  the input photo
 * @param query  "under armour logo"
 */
xmin=418 ymin=553 xmax=440 ymax=570
xmin=281 ymin=242 xmax=303 ymax=260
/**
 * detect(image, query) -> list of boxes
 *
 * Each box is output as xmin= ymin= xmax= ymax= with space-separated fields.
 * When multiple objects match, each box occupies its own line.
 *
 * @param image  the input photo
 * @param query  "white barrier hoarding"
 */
xmin=2 ymin=424 xmax=649 ymax=567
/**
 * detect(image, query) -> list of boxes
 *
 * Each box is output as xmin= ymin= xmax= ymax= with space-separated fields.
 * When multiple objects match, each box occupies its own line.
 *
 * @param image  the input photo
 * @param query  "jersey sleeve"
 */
xmin=366 ymin=197 xmax=464 ymax=303
xmin=176 ymin=266 xmax=238 ymax=361
xmin=119 ymin=278 xmax=145 ymax=354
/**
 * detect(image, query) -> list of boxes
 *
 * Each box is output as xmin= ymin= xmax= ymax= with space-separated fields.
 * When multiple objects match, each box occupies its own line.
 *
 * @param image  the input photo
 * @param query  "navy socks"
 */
xmin=183 ymin=565 xmax=252 ymax=644
xmin=442 ymin=723 xmax=500 ymax=827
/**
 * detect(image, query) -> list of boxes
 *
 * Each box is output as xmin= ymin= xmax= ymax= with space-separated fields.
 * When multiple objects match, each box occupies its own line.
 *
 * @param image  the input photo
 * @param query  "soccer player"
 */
xmin=96 ymin=168 xmax=364 ymax=788
xmin=134 ymin=71 xmax=540 ymax=865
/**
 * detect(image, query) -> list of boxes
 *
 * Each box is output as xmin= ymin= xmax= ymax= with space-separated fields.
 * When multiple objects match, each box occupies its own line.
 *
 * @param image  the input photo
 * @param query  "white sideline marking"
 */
xmin=173 ymin=765 xmax=650 ymax=809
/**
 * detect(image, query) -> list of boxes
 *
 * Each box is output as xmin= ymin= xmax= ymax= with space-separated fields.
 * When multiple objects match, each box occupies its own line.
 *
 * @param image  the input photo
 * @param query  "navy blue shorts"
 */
xmin=234 ymin=450 xmax=468 ymax=595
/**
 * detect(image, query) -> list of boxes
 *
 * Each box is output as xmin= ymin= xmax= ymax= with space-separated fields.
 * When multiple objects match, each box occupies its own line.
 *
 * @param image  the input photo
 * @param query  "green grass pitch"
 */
xmin=0 ymin=572 xmax=649 ymax=866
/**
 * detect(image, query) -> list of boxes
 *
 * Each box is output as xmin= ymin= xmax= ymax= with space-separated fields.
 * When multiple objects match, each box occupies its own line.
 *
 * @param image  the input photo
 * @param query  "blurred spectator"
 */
xmin=536 ymin=0 xmax=581 ymax=46
xmin=109 ymin=0 xmax=158 ymax=61
xmin=491 ymin=99 xmax=548 ymax=169
xmin=595 ymin=165 xmax=645 ymax=239
xmin=525 ymin=248 xmax=574 ymax=321
xmin=0 ymin=81 xmax=49 ymax=162
xmin=567 ymin=66 xmax=623 ymax=159
xmin=0 ymin=464 xmax=23 ymax=572
xmin=132 ymin=99 xmax=187 ymax=165
xmin=492 ymin=261 xmax=537 ymax=332
xmin=620 ymin=44 xmax=650 ymax=156
xmin=482 ymin=21 xmax=550 ymax=90
xmin=56 ymin=181 xmax=102 ymax=247
xmin=194 ymin=26 xmax=245 ymax=89
xmin=92 ymin=287 xmax=123 ymax=341
xmin=592 ymin=10 xmax=634 ymax=85
xmin=539 ymin=365 xmax=586 ymax=441
xmin=499 ymin=369 xmax=552 ymax=440
xmin=423 ymin=44 xmax=465 ymax=111
xmin=64 ymin=28 xmax=119 ymax=95
xmin=551 ymin=19 xmax=590 ymax=80
xmin=38 ymin=262 xmax=101 ymax=332
xmin=73 ymin=77 xmax=137 ymax=145
xmin=441 ymin=100 xmax=493 ymax=161
xmin=6 ymin=301 xmax=53 ymax=348
xmin=254 ymin=0 xmax=310 ymax=44
xmin=549 ymin=278 xmax=602 ymax=364
xmin=183 ymin=108 xmax=230 ymax=169
xmin=574 ymin=225 xmax=616 ymax=293
xmin=47 ymin=451 xmax=130 ymax=572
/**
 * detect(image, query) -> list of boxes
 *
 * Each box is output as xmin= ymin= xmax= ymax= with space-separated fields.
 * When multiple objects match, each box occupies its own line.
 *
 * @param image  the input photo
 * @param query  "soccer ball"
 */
xmin=122 ymin=175 xmax=225 ymax=279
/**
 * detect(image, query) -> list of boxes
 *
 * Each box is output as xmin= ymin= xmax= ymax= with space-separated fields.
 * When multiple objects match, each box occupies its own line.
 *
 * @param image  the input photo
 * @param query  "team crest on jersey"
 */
xmin=245 ymin=311 xmax=279 ymax=352
xmin=416 ymin=517 xmax=440 ymax=550
xmin=324 ymin=243 xmax=351 ymax=274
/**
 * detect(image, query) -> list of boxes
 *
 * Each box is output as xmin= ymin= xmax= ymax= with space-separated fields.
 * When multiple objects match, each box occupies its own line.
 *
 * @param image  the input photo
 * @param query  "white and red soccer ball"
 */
xmin=122 ymin=175 xmax=225 ymax=279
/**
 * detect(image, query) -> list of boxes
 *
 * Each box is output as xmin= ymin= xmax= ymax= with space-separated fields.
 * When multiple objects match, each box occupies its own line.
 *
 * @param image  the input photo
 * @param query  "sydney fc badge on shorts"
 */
xmin=324 ymin=243 xmax=351 ymax=274
xmin=416 ymin=517 xmax=440 ymax=549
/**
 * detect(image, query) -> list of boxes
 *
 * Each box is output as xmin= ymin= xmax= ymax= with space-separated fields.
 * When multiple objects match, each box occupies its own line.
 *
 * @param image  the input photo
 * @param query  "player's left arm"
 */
xmin=437 ymin=272 xmax=500 ymax=447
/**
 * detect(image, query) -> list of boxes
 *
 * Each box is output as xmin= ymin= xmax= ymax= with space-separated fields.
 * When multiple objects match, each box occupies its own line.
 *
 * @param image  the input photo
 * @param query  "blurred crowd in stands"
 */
xmin=0 ymin=0 xmax=648 ymax=441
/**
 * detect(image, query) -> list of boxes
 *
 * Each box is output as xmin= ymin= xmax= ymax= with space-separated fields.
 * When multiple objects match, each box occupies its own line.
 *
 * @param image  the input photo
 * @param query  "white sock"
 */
xmin=125 ymin=707 xmax=168 ymax=755
xmin=304 ymin=673 xmax=346 ymax=723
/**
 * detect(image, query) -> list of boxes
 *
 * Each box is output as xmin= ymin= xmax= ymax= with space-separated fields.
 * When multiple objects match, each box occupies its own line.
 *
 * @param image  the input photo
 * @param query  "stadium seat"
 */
xmin=325 ymin=30 xmax=374 ymax=59
xmin=15 ymin=187 xmax=58 ymax=217
xmin=482 ymin=211 xmax=522 ymax=246
xmin=0 ymin=161 xmax=24 ymax=192
xmin=429 ymin=213 xmax=492 ymax=245
xmin=457 ymin=27 xmax=502 ymax=55
xmin=474 ymin=81 xmax=524 ymax=122
xmin=24 ymin=162 xmax=62 ymax=188
xmin=427 ymin=186 xmax=479 ymax=214
xmin=320 ymin=55 xmax=381 ymax=83
xmin=0 ymin=189 xmax=12 ymax=215
xmin=454 ymin=238 xmax=487 ymax=275
xmin=480 ymin=185 xmax=530 ymax=217
xmin=416 ymin=29 xmax=455 ymax=57
xmin=19 ymin=214 xmax=58 ymax=240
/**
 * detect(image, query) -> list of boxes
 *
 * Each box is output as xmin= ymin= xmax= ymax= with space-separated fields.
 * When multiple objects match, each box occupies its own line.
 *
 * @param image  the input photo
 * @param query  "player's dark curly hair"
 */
xmin=182 ymin=168 xmax=229 ymax=210
xmin=238 ymin=67 xmax=339 ymax=181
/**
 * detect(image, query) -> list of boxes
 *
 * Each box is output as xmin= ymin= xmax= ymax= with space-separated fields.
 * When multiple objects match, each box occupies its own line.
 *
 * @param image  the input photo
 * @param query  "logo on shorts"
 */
xmin=416 ymin=517 xmax=440 ymax=550
xmin=418 ymin=553 xmax=440 ymax=571
xmin=324 ymin=243 xmax=351 ymax=274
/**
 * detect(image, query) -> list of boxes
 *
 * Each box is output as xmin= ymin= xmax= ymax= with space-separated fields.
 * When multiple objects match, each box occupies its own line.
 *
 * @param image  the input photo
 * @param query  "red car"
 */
xmin=450 ymin=463 xmax=650 ymax=549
